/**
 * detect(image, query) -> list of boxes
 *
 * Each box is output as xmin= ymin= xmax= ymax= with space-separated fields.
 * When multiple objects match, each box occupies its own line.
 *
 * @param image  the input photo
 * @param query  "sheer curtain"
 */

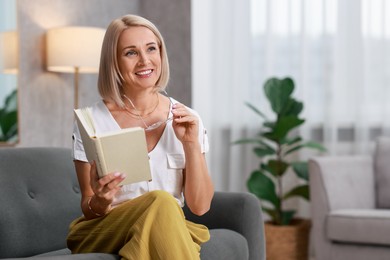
xmin=192 ymin=0 xmax=390 ymax=196
xmin=192 ymin=0 xmax=256 ymax=193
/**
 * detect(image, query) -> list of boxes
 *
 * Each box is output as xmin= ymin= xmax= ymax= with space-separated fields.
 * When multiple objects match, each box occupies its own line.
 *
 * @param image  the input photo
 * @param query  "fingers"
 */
xmin=172 ymin=103 xmax=198 ymax=124
xmin=89 ymin=162 xmax=125 ymax=200
xmin=90 ymin=161 xmax=99 ymax=182
xmin=98 ymin=172 xmax=126 ymax=194
xmin=171 ymin=103 xmax=186 ymax=116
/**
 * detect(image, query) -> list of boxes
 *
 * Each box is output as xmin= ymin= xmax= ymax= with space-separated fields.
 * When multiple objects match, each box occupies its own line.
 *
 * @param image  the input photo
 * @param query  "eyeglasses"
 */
xmin=143 ymin=91 xmax=174 ymax=131
xmin=123 ymin=90 xmax=173 ymax=132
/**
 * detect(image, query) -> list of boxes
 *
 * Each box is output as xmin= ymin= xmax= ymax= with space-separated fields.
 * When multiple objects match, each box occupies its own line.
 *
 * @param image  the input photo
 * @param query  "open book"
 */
xmin=74 ymin=107 xmax=152 ymax=185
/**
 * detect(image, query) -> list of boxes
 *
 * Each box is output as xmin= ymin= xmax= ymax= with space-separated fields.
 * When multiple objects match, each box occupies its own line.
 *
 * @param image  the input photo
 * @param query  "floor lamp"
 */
xmin=46 ymin=26 xmax=105 ymax=109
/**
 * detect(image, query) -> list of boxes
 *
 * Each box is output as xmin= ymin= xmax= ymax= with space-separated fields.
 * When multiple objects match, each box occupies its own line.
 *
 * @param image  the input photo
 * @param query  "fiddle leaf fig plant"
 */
xmin=235 ymin=77 xmax=325 ymax=225
xmin=0 ymin=89 xmax=18 ymax=142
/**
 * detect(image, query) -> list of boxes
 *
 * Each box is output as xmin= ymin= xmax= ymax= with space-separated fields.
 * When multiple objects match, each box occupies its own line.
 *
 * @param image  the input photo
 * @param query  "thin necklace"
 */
xmin=123 ymin=94 xmax=159 ymax=119
xmin=123 ymin=91 xmax=174 ymax=131
xmin=123 ymin=94 xmax=155 ymax=129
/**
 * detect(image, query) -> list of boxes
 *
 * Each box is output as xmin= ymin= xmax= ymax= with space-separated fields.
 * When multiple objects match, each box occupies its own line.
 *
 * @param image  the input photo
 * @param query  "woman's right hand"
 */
xmin=88 ymin=161 xmax=126 ymax=214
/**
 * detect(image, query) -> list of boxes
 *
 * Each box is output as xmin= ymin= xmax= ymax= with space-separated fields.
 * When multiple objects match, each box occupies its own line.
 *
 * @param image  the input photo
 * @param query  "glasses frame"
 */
xmin=124 ymin=90 xmax=174 ymax=132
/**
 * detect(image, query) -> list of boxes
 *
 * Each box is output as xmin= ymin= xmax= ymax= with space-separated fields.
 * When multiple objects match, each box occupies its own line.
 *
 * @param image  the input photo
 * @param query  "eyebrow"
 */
xmin=123 ymin=42 xmax=157 ymax=50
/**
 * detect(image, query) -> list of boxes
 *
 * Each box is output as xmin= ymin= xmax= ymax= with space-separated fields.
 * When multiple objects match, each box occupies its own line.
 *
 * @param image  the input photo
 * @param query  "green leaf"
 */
xmin=284 ymin=140 xmax=327 ymax=156
xmin=254 ymin=146 xmax=276 ymax=157
xmin=263 ymin=207 xmax=296 ymax=225
xmin=283 ymin=185 xmax=310 ymax=201
xmin=247 ymin=170 xmax=279 ymax=207
xmin=264 ymin=116 xmax=305 ymax=141
xmin=232 ymin=138 xmax=262 ymax=145
xmin=257 ymin=139 xmax=275 ymax=150
xmin=274 ymin=116 xmax=305 ymax=136
xmin=281 ymin=98 xmax=303 ymax=117
xmin=0 ymin=110 xmax=17 ymax=138
xmin=0 ymin=89 xmax=18 ymax=142
xmin=263 ymin=121 xmax=275 ymax=129
xmin=266 ymin=160 xmax=289 ymax=176
xmin=304 ymin=141 xmax=327 ymax=152
xmin=233 ymin=137 xmax=277 ymax=157
xmin=284 ymin=145 xmax=302 ymax=156
xmin=264 ymin=77 xmax=294 ymax=114
xmin=260 ymin=163 xmax=272 ymax=174
xmin=281 ymin=210 xmax=296 ymax=225
xmin=291 ymin=161 xmax=308 ymax=180
xmin=282 ymin=136 xmax=302 ymax=146
xmin=4 ymin=89 xmax=17 ymax=112
xmin=244 ymin=102 xmax=267 ymax=119
xmin=262 ymin=206 xmax=278 ymax=223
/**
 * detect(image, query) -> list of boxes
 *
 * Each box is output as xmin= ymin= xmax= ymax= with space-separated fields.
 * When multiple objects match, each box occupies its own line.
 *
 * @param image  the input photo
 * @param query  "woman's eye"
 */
xmin=147 ymin=46 xmax=157 ymax=52
xmin=125 ymin=50 xmax=137 ymax=56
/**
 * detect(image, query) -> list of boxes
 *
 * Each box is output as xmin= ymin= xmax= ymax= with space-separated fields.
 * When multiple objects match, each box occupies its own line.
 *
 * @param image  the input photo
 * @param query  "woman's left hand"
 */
xmin=171 ymin=103 xmax=199 ymax=144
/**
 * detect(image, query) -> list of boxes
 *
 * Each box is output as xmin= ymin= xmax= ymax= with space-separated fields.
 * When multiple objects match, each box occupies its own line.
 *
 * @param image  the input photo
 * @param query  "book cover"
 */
xmin=74 ymin=107 xmax=152 ymax=185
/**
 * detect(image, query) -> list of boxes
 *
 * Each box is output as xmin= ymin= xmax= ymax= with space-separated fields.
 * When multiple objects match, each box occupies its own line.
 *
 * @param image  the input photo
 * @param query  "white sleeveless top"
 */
xmin=72 ymin=99 xmax=209 ymax=207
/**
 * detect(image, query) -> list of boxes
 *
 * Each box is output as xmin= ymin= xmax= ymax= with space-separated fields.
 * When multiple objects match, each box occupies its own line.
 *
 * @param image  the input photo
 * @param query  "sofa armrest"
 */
xmin=309 ymin=155 xmax=375 ymax=260
xmin=309 ymin=156 xmax=375 ymax=211
xmin=183 ymin=191 xmax=265 ymax=260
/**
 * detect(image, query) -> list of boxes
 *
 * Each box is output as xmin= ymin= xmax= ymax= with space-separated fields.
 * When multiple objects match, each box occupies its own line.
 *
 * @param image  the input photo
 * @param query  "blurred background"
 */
xmin=1 ymin=0 xmax=389 ymax=220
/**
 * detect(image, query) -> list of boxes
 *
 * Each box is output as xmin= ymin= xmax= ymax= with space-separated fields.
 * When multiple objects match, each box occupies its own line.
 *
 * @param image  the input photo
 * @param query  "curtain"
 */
xmin=192 ymin=0 xmax=390 ymax=196
xmin=192 ymin=0 xmax=255 ymax=193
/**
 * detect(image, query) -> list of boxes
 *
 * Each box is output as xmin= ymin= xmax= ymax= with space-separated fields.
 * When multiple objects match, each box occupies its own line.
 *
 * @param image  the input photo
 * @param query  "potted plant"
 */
xmin=235 ymin=77 xmax=325 ymax=260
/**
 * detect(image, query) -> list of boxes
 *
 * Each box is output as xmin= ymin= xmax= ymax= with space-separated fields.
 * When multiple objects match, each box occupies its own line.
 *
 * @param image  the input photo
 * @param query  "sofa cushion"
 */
xmin=201 ymin=229 xmax=249 ymax=260
xmin=2 ymin=253 xmax=119 ymax=260
xmin=327 ymin=209 xmax=390 ymax=246
xmin=35 ymin=249 xmax=118 ymax=259
xmin=19 ymin=229 xmax=247 ymax=260
xmin=34 ymin=248 xmax=72 ymax=256
xmin=374 ymin=137 xmax=390 ymax=208
xmin=0 ymin=148 xmax=82 ymax=258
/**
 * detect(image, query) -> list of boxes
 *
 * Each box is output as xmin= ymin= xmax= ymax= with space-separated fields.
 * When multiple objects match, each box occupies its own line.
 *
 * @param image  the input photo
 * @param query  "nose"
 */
xmin=138 ymin=51 xmax=150 ymax=66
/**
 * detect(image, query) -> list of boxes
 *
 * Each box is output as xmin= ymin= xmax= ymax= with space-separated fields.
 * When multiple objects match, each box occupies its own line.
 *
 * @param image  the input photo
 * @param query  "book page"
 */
xmin=74 ymin=108 xmax=106 ymax=178
xmin=79 ymin=107 xmax=96 ymax=137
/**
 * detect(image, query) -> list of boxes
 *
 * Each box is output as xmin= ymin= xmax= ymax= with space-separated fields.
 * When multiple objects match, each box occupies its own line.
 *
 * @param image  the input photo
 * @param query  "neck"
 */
xmin=123 ymin=92 xmax=160 ymax=119
xmin=123 ymin=90 xmax=158 ymax=111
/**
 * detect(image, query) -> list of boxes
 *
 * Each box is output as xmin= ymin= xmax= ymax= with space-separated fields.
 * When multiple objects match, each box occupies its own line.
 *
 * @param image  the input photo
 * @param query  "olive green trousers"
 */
xmin=67 ymin=190 xmax=210 ymax=260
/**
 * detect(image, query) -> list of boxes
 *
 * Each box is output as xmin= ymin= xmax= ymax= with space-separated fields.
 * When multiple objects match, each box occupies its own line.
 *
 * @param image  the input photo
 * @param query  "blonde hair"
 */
xmin=98 ymin=14 xmax=170 ymax=108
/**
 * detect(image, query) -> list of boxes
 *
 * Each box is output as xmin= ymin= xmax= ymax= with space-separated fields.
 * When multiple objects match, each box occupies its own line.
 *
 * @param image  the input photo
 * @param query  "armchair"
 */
xmin=309 ymin=137 xmax=390 ymax=260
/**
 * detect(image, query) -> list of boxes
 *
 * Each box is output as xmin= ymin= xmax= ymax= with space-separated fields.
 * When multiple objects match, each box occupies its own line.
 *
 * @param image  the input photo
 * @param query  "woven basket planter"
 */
xmin=264 ymin=218 xmax=311 ymax=260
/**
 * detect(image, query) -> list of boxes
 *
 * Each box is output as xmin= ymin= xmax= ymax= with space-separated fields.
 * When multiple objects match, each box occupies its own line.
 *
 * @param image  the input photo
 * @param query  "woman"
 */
xmin=67 ymin=14 xmax=214 ymax=260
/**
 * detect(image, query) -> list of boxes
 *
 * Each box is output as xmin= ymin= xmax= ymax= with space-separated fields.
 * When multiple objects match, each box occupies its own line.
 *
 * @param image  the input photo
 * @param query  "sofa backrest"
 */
xmin=0 ymin=147 xmax=81 ymax=258
xmin=374 ymin=137 xmax=390 ymax=209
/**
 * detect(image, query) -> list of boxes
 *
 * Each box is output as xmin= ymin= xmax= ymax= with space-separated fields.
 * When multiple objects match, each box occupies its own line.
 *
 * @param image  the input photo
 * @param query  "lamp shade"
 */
xmin=46 ymin=26 xmax=105 ymax=73
xmin=0 ymin=31 xmax=18 ymax=74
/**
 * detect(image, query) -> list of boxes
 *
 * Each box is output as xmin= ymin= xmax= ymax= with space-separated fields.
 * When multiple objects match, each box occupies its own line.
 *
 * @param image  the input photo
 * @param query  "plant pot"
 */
xmin=264 ymin=218 xmax=311 ymax=260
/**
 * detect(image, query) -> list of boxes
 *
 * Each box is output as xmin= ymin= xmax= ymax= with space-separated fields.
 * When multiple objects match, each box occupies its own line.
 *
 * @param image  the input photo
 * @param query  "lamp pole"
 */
xmin=74 ymin=66 xmax=79 ymax=109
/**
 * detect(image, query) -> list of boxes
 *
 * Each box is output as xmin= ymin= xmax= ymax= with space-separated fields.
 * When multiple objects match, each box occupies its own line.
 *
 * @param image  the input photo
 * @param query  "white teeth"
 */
xmin=136 ymin=69 xmax=152 ymax=75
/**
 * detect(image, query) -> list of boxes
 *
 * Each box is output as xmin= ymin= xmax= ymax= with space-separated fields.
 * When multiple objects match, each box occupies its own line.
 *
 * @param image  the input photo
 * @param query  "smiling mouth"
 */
xmin=135 ymin=69 xmax=153 ymax=76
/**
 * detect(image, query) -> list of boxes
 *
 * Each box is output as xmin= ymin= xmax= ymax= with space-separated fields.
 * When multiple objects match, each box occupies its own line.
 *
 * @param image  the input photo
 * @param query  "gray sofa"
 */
xmin=309 ymin=137 xmax=390 ymax=260
xmin=0 ymin=147 xmax=265 ymax=260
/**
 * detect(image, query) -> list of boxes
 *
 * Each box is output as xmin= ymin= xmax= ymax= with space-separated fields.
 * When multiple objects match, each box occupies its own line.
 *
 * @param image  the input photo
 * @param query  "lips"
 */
xmin=135 ymin=69 xmax=153 ymax=76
